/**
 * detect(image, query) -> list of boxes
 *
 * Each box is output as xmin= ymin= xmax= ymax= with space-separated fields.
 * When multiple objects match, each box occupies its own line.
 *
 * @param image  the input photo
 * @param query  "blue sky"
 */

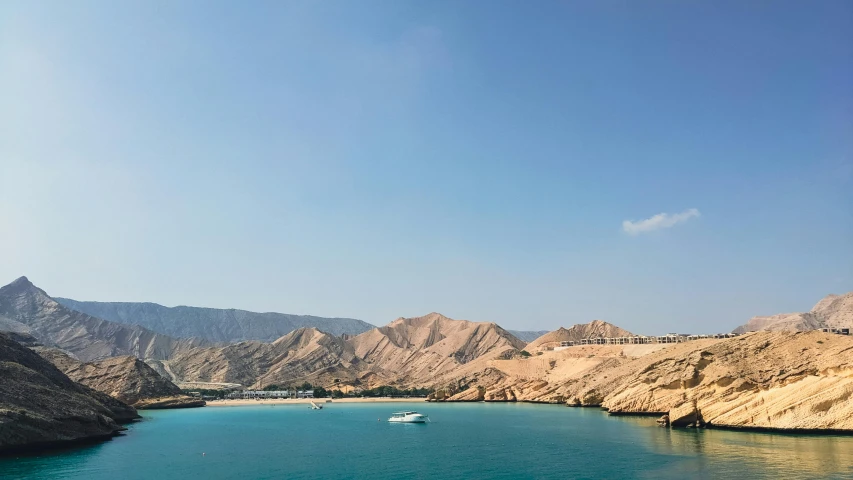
xmin=1 ymin=1 xmax=851 ymax=333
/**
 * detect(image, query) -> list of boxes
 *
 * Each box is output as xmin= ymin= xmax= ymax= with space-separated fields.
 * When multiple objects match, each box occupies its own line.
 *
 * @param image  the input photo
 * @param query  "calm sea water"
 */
xmin=2 ymin=403 xmax=852 ymax=480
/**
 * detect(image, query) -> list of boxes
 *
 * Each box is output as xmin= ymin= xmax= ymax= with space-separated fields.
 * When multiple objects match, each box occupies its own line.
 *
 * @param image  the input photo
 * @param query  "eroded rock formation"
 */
xmin=36 ymin=349 xmax=204 ymax=409
xmin=0 ymin=333 xmax=138 ymax=453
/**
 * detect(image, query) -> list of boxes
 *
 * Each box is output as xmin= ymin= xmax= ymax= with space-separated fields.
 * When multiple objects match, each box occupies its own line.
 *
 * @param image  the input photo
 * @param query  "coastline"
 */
xmin=206 ymin=398 xmax=427 ymax=407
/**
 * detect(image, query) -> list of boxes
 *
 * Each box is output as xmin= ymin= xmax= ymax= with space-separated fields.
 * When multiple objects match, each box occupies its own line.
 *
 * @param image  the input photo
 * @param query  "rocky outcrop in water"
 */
xmin=36 ymin=349 xmax=204 ymax=409
xmin=55 ymin=298 xmax=376 ymax=342
xmin=0 ymin=277 xmax=206 ymax=362
xmin=444 ymin=330 xmax=853 ymax=431
xmin=0 ymin=332 xmax=138 ymax=453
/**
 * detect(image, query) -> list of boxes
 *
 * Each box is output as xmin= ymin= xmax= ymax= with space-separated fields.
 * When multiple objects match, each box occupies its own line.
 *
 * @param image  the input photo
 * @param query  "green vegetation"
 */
xmin=180 ymin=389 xmax=230 ymax=399
xmin=326 ymin=385 xmax=433 ymax=398
xmin=519 ymin=350 xmax=532 ymax=358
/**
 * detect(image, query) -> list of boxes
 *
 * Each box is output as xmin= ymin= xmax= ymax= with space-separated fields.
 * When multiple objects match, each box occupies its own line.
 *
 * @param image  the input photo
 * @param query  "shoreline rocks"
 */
xmin=0 ymin=333 xmax=139 ymax=454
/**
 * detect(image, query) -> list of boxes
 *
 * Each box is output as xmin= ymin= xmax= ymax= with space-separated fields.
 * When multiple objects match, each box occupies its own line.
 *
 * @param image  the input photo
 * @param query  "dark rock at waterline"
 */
xmin=0 ymin=332 xmax=138 ymax=454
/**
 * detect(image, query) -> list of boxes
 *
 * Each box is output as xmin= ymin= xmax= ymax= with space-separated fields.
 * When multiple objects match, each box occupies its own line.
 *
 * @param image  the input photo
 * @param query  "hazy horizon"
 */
xmin=2 ymin=1 xmax=851 ymax=333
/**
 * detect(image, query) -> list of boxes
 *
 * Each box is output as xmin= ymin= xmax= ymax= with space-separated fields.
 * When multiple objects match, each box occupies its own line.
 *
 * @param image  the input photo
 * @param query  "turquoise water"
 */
xmin=2 ymin=403 xmax=852 ymax=480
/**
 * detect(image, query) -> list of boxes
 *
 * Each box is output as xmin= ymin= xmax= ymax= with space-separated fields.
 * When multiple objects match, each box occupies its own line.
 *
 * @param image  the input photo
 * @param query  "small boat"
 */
xmin=388 ymin=411 xmax=428 ymax=423
xmin=310 ymin=401 xmax=323 ymax=410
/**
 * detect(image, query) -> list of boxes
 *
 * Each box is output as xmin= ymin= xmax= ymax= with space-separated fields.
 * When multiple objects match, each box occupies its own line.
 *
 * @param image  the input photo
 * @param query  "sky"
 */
xmin=1 ymin=1 xmax=851 ymax=334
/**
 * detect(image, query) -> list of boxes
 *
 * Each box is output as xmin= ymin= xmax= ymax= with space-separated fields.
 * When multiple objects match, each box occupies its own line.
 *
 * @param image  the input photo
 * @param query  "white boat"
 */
xmin=310 ymin=401 xmax=323 ymax=410
xmin=388 ymin=411 xmax=428 ymax=423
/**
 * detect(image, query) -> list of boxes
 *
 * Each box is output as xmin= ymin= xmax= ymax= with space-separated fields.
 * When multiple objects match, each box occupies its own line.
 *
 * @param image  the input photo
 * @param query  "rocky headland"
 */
xmin=440 ymin=329 xmax=853 ymax=432
xmin=0 ymin=333 xmax=138 ymax=454
xmin=36 ymin=349 xmax=205 ymax=409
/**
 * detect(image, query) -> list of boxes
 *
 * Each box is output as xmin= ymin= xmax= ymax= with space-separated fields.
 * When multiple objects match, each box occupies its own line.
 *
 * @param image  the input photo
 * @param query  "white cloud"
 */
xmin=622 ymin=209 xmax=700 ymax=235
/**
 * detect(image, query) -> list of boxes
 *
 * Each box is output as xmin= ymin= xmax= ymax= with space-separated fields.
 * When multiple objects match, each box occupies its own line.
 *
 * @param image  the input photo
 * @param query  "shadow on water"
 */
xmin=611 ymin=414 xmax=853 ymax=479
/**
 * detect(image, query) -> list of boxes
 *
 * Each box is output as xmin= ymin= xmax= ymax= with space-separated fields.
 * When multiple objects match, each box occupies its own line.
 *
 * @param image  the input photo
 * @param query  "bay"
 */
xmin=2 ymin=403 xmax=852 ymax=480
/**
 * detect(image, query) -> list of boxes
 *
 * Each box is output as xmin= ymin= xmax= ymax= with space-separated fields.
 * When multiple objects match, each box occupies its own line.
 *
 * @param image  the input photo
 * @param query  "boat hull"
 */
xmin=388 ymin=413 xmax=428 ymax=423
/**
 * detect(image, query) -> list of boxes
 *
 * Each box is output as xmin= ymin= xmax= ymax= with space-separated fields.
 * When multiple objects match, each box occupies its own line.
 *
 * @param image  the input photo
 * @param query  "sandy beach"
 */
xmin=206 ymin=397 xmax=427 ymax=407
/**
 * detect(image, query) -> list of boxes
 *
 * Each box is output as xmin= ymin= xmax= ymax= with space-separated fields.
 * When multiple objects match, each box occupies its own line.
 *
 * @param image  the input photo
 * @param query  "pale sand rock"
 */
xmin=525 ymin=320 xmax=635 ymax=352
xmin=346 ymin=313 xmax=525 ymax=384
xmin=447 ymin=331 xmax=853 ymax=431
xmin=734 ymin=291 xmax=852 ymax=333
xmin=35 ymin=349 xmax=204 ymax=409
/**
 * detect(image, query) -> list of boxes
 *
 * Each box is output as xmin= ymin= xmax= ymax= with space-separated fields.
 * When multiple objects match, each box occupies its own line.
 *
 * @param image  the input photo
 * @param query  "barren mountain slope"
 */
xmin=36 ymin=349 xmax=204 ymax=409
xmin=0 ymin=277 xmax=206 ymax=362
xmin=526 ymin=320 xmax=635 ymax=351
xmin=814 ymin=292 xmax=853 ymax=328
xmin=734 ymin=291 xmax=852 ymax=333
xmin=56 ymin=298 xmax=375 ymax=342
xmin=160 ymin=327 xmax=375 ymax=388
xmin=0 ymin=333 xmax=138 ymax=453
xmin=347 ymin=313 xmax=526 ymax=385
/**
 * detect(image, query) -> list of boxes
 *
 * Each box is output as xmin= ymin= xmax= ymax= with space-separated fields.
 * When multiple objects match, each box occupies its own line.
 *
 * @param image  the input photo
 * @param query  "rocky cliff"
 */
xmin=526 ymin=320 xmax=635 ymax=351
xmin=0 ymin=277 xmax=206 ymax=362
xmin=56 ymin=298 xmax=376 ymax=342
xmin=36 ymin=349 xmax=204 ymax=409
xmin=0 ymin=333 xmax=138 ymax=453
xmin=444 ymin=331 xmax=853 ymax=431
xmin=734 ymin=291 xmax=852 ymax=333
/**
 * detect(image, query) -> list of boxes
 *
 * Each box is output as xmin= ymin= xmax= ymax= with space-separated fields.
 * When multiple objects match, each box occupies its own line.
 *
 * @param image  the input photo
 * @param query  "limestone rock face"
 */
xmin=0 ymin=277 xmax=205 ymax=362
xmin=448 ymin=330 xmax=853 ymax=431
xmin=526 ymin=320 xmax=635 ymax=352
xmin=0 ymin=333 xmax=138 ymax=453
xmin=55 ymin=298 xmax=376 ymax=342
xmin=36 ymin=349 xmax=203 ymax=409
xmin=734 ymin=291 xmax=852 ymax=333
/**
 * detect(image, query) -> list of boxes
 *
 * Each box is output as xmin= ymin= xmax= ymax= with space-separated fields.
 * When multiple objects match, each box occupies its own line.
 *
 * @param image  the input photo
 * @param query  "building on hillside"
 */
xmin=297 ymin=390 xmax=314 ymax=398
xmin=820 ymin=328 xmax=851 ymax=335
xmin=225 ymin=390 xmax=291 ymax=400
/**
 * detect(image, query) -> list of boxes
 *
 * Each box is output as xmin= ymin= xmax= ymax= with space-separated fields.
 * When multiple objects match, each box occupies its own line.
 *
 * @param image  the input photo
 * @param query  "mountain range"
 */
xmin=0 ymin=277 xmax=205 ymax=362
xmin=2 ymin=274 xmax=853 ymax=445
xmin=55 ymin=298 xmax=376 ymax=342
xmin=1 ymin=278 xmax=528 ymax=390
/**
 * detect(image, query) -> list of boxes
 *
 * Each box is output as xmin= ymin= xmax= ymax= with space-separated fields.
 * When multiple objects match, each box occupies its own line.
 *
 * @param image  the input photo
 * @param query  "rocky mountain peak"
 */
xmin=526 ymin=320 xmax=635 ymax=351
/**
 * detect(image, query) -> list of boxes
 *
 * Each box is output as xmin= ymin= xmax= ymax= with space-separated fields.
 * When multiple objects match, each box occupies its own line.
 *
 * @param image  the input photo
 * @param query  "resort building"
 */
xmin=820 ymin=328 xmax=851 ymax=335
